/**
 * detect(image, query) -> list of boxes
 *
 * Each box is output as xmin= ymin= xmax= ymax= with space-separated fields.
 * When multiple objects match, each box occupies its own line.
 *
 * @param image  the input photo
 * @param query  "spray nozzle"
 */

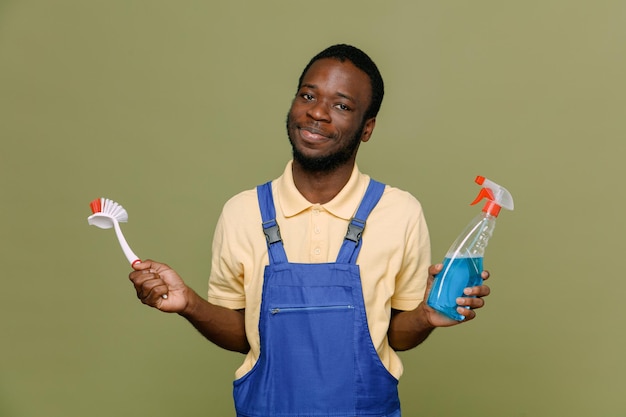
xmin=470 ymin=175 xmax=514 ymax=217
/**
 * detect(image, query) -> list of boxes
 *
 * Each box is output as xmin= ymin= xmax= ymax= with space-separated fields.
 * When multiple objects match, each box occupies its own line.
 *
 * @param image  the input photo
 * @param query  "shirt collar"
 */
xmin=276 ymin=160 xmax=370 ymax=220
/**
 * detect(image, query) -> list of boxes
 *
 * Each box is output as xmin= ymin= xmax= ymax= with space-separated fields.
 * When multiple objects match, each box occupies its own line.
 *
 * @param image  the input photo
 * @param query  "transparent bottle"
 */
xmin=427 ymin=176 xmax=514 ymax=321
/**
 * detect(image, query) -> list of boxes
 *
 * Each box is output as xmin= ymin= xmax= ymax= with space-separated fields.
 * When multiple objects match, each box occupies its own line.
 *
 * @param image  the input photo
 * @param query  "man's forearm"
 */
xmin=388 ymin=304 xmax=436 ymax=351
xmin=179 ymin=289 xmax=250 ymax=354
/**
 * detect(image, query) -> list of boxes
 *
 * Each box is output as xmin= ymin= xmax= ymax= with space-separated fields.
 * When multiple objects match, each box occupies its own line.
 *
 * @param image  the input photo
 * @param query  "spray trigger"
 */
xmin=470 ymin=188 xmax=495 ymax=206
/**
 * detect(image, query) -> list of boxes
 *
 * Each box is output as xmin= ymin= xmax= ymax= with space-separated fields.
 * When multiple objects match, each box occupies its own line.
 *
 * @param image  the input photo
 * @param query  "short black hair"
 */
xmin=297 ymin=44 xmax=385 ymax=120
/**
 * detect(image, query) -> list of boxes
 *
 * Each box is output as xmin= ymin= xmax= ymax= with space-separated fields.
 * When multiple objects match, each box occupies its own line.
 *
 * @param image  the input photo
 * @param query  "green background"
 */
xmin=1 ymin=1 xmax=625 ymax=416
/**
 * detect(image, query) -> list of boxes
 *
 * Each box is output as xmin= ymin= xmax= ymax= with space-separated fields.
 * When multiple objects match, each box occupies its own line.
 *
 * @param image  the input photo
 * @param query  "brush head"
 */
xmin=88 ymin=198 xmax=129 ymax=229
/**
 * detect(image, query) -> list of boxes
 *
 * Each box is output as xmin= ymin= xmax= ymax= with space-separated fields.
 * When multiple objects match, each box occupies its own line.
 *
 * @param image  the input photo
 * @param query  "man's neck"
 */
xmin=291 ymin=161 xmax=355 ymax=204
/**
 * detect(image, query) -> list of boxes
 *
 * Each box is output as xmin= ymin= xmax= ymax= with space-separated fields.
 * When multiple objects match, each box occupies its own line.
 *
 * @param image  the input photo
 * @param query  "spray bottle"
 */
xmin=427 ymin=176 xmax=514 ymax=321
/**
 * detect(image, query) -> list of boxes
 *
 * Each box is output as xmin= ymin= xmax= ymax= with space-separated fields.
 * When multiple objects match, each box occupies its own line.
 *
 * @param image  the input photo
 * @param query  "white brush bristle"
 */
xmin=101 ymin=198 xmax=129 ymax=222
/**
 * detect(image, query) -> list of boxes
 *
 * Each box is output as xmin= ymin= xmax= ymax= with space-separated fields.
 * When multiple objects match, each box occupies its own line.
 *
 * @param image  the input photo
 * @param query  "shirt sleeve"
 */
xmin=390 ymin=194 xmax=431 ymax=312
xmin=207 ymin=199 xmax=248 ymax=310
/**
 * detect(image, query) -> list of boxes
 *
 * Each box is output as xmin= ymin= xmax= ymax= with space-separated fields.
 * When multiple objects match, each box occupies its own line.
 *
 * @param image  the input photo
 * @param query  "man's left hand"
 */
xmin=420 ymin=263 xmax=491 ymax=328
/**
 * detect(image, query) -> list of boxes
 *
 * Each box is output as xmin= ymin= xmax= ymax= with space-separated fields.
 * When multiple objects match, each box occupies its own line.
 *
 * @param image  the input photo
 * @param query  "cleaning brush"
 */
xmin=88 ymin=198 xmax=168 ymax=299
xmin=87 ymin=197 xmax=140 ymax=265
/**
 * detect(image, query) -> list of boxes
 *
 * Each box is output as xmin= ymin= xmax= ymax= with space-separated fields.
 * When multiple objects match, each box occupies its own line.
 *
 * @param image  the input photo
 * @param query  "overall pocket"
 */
xmin=262 ymin=285 xmax=357 ymax=412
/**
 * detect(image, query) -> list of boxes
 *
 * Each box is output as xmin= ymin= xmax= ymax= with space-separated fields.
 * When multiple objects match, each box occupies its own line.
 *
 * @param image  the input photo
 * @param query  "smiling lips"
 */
xmin=299 ymin=126 xmax=331 ymax=142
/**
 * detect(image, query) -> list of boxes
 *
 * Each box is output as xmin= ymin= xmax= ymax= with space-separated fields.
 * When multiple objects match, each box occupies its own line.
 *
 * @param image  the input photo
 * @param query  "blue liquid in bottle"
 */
xmin=427 ymin=256 xmax=483 ymax=321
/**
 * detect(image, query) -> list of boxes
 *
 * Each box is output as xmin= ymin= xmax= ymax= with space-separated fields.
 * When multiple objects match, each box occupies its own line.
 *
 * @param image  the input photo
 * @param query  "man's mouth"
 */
xmin=299 ymin=127 xmax=330 ymax=142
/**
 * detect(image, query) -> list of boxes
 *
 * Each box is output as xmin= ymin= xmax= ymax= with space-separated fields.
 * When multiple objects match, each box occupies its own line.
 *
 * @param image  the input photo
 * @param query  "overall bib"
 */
xmin=233 ymin=179 xmax=401 ymax=417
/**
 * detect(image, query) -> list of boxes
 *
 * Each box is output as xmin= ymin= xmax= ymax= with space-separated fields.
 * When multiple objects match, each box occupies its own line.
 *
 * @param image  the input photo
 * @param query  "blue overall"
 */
xmin=233 ymin=179 xmax=401 ymax=417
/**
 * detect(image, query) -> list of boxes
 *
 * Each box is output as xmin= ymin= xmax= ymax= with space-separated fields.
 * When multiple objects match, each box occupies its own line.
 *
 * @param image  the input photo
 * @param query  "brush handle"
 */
xmin=112 ymin=220 xmax=140 ymax=265
xmin=113 ymin=220 xmax=167 ymax=299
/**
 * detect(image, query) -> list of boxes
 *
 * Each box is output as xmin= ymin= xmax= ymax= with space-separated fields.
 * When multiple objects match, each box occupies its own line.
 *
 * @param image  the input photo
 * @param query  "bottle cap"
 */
xmin=470 ymin=176 xmax=514 ymax=217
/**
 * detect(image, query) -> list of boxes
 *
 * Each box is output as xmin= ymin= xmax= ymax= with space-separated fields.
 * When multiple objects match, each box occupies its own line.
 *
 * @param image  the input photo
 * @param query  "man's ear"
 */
xmin=360 ymin=117 xmax=376 ymax=143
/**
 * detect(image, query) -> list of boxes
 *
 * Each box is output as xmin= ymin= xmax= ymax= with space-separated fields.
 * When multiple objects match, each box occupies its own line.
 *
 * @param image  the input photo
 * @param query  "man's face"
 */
xmin=286 ymin=58 xmax=375 ymax=172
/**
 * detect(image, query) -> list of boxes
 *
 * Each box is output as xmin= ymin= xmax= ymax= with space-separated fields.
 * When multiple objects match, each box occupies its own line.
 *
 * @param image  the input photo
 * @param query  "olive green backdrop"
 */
xmin=1 ymin=1 xmax=624 ymax=416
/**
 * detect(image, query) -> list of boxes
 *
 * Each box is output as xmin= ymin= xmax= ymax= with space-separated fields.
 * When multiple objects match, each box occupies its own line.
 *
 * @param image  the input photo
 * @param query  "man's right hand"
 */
xmin=128 ymin=259 xmax=250 ymax=353
xmin=129 ymin=259 xmax=189 ymax=313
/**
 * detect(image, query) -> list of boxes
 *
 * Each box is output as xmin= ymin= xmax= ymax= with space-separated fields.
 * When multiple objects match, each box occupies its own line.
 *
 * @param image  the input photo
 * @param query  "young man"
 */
xmin=129 ymin=44 xmax=491 ymax=417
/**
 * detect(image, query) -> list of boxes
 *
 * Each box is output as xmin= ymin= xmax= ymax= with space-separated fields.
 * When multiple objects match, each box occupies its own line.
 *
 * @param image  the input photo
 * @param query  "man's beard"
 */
xmin=286 ymin=113 xmax=364 ymax=173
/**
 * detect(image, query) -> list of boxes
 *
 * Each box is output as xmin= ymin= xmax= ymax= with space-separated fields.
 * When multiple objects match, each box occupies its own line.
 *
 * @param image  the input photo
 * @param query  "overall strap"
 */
xmin=336 ymin=179 xmax=386 ymax=264
xmin=257 ymin=181 xmax=288 ymax=264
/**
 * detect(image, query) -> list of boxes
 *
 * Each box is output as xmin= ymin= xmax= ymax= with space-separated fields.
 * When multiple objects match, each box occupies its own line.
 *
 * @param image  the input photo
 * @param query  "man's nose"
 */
xmin=307 ymin=100 xmax=331 ymax=122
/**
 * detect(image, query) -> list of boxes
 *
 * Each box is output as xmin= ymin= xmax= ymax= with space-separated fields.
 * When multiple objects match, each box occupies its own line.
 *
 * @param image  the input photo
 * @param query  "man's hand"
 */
xmin=128 ymin=259 xmax=250 ymax=353
xmin=420 ymin=263 xmax=491 ymax=328
xmin=388 ymin=264 xmax=492 ymax=351
xmin=129 ymin=259 xmax=189 ymax=313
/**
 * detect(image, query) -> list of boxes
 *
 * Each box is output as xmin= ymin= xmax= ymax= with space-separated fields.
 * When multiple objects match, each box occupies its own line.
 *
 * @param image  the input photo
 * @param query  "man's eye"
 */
xmin=302 ymin=93 xmax=314 ymax=101
xmin=336 ymin=103 xmax=351 ymax=111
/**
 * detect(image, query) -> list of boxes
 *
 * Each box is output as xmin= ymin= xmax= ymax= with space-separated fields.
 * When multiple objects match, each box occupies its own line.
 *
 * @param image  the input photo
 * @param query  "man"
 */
xmin=129 ymin=44 xmax=491 ymax=417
